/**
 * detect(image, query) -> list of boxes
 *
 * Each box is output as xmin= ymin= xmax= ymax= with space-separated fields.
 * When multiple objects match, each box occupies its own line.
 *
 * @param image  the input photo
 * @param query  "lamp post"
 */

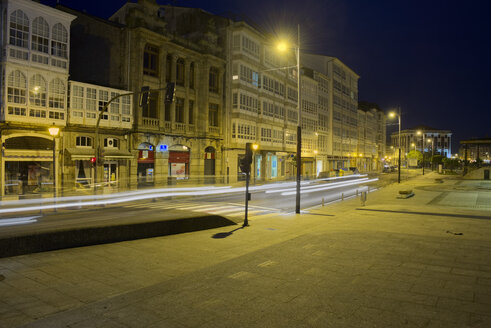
xmin=388 ymin=110 xmax=401 ymax=183
xmin=417 ymin=130 xmax=425 ymax=175
xmin=48 ymin=124 xmax=60 ymax=199
xmin=252 ymin=143 xmax=259 ymax=184
xmin=277 ymin=24 xmax=301 ymax=213
xmin=428 ymin=138 xmax=434 ymax=170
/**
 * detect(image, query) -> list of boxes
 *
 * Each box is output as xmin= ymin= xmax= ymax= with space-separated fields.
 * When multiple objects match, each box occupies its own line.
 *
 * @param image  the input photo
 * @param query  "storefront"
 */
xmin=137 ymin=143 xmax=155 ymax=187
xmin=204 ymin=146 xmax=216 ymax=184
xmin=2 ymin=136 xmax=56 ymax=196
xmin=168 ymin=145 xmax=190 ymax=180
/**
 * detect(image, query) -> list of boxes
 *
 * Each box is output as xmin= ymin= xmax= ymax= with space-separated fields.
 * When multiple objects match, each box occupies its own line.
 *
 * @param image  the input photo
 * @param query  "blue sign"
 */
xmin=159 ymin=144 xmax=168 ymax=151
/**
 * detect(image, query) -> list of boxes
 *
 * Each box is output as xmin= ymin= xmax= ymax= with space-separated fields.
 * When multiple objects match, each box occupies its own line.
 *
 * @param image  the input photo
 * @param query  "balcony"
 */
xmin=173 ymin=123 xmax=186 ymax=133
xmin=208 ymin=126 xmax=220 ymax=135
xmin=142 ymin=117 xmax=159 ymax=129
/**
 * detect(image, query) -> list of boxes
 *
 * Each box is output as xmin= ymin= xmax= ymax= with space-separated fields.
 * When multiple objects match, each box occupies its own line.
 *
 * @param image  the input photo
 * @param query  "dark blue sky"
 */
xmin=45 ymin=0 xmax=491 ymax=151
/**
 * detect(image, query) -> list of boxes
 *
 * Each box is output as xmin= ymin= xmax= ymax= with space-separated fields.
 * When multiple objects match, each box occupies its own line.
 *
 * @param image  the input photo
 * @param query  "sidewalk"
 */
xmin=1 ymin=172 xmax=491 ymax=327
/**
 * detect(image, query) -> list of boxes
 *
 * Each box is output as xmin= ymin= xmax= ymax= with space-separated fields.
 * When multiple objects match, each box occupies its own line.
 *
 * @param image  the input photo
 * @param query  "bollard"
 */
xmin=356 ymin=189 xmax=358 ymax=196
xmin=341 ymin=193 xmax=344 ymax=201
xmin=361 ymin=191 xmax=367 ymax=206
xmin=322 ymin=197 xmax=325 ymax=206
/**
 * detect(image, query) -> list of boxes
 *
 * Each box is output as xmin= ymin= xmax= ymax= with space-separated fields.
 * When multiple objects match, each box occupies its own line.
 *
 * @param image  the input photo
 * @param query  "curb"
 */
xmin=0 ymin=215 xmax=237 ymax=258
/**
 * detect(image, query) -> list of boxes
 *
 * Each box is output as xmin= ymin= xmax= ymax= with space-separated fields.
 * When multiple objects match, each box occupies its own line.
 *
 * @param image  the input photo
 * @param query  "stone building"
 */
xmin=357 ymin=102 xmax=386 ymax=171
xmin=0 ymin=0 xmax=75 ymax=197
xmin=59 ymin=0 xmax=227 ymax=188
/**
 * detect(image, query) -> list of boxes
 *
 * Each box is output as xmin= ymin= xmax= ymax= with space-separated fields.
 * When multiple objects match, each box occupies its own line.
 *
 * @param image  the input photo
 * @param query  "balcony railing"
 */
xmin=208 ymin=126 xmax=220 ymax=134
xmin=173 ymin=123 xmax=186 ymax=133
xmin=142 ymin=117 xmax=159 ymax=128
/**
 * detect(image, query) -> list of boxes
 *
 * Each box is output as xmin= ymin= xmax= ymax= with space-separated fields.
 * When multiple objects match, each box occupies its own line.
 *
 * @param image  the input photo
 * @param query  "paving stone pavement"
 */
xmin=1 ymin=172 xmax=491 ymax=327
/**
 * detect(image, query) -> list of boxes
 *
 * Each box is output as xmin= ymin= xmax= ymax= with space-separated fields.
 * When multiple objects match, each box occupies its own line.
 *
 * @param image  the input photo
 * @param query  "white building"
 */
xmin=0 ymin=0 xmax=75 ymax=197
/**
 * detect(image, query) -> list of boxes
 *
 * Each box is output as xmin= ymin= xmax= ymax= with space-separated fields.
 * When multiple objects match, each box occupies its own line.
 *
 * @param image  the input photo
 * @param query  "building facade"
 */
xmin=390 ymin=126 xmax=452 ymax=161
xmin=0 ymin=0 xmax=75 ymax=197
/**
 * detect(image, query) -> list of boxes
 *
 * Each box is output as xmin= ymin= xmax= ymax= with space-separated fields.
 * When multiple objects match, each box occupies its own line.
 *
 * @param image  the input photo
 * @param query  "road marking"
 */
xmin=258 ymin=260 xmax=276 ymax=267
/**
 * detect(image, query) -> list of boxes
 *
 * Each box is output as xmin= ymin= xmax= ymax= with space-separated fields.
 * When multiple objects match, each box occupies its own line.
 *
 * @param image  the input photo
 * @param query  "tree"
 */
xmin=442 ymin=158 xmax=461 ymax=171
xmin=407 ymin=150 xmax=423 ymax=162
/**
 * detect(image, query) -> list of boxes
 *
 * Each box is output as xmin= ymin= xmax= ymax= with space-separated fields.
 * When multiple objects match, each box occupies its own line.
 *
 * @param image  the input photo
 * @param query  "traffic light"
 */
xmin=90 ymin=157 xmax=96 ymax=164
xmin=239 ymin=143 xmax=253 ymax=174
xmin=139 ymin=86 xmax=150 ymax=107
xmin=164 ymin=82 xmax=176 ymax=103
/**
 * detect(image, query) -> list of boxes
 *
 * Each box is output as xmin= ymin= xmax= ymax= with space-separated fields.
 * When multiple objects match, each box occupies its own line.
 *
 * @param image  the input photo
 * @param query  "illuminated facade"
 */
xmin=390 ymin=127 xmax=452 ymax=159
xmin=0 ymin=0 xmax=75 ymax=197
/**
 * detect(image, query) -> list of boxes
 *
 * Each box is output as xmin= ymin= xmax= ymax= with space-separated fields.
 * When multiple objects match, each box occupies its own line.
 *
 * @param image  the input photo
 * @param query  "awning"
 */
xmin=66 ymin=148 xmax=95 ymax=160
xmin=103 ymin=150 xmax=134 ymax=159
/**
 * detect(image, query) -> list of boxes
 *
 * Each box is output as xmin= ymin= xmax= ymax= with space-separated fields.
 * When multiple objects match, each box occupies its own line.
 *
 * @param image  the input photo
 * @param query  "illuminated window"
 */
xmin=29 ymin=74 xmax=47 ymax=106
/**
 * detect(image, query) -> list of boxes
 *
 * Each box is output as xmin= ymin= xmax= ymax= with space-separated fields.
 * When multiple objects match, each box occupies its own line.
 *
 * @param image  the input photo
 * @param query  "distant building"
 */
xmin=460 ymin=138 xmax=491 ymax=163
xmin=390 ymin=126 xmax=452 ymax=159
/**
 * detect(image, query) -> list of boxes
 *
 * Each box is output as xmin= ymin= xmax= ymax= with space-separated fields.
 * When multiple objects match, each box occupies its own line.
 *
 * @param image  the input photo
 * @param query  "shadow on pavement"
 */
xmin=212 ymin=226 xmax=246 ymax=239
xmin=357 ymin=208 xmax=491 ymax=220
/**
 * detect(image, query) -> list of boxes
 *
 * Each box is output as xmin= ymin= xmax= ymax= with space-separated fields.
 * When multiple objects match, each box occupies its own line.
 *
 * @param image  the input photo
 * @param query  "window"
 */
xmin=76 ymin=136 xmax=92 ymax=147
xmin=7 ymin=70 xmax=27 ymax=104
xmin=98 ymin=90 xmax=108 ymax=112
xmin=188 ymin=100 xmax=194 ymax=124
xmin=121 ymin=95 xmax=131 ymax=115
xmin=165 ymin=55 xmax=172 ymax=82
xmin=32 ymin=17 xmax=49 ymax=53
xmin=29 ymin=109 xmax=46 ymax=118
xmin=86 ymin=88 xmax=97 ymax=111
xmin=209 ymin=67 xmax=219 ymax=93
xmin=164 ymin=103 xmax=171 ymax=121
xmin=110 ymin=92 xmax=120 ymax=114
xmin=209 ymin=103 xmax=219 ymax=127
xmin=49 ymin=111 xmax=64 ymax=120
xmin=51 ymin=23 xmax=68 ymax=58
xmin=71 ymin=85 xmax=84 ymax=109
xmin=29 ymin=74 xmax=47 ymax=106
xmin=189 ymin=63 xmax=195 ymax=89
xmin=48 ymin=79 xmax=65 ymax=109
xmin=143 ymin=44 xmax=159 ymax=76
xmin=104 ymin=138 xmax=119 ymax=148
xmin=9 ymin=10 xmax=29 ymax=48
xmin=8 ymin=106 xmax=26 ymax=116
xmin=176 ymin=58 xmax=185 ymax=86
xmin=143 ymin=96 xmax=157 ymax=118
xmin=175 ymin=98 xmax=184 ymax=123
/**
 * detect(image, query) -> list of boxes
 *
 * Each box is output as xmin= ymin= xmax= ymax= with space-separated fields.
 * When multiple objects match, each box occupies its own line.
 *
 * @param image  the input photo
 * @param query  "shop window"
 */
xmin=143 ymin=44 xmax=159 ymax=77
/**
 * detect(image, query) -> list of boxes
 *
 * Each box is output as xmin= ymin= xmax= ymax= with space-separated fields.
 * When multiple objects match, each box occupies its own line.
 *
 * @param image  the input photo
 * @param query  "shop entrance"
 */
xmin=4 ymin=161 xmax=52 ymax=195
xmin=137 ymin=143 xmax=155 ymax=187
xmin=103 ymin=162 xmax=118 ymax=186
xmin=204 ymin=146 xmax=215 ymax=184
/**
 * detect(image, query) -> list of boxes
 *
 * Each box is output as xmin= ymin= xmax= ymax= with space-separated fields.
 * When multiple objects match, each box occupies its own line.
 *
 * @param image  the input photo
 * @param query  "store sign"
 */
xmin=170 ymin=163 xmax=186 ymax=177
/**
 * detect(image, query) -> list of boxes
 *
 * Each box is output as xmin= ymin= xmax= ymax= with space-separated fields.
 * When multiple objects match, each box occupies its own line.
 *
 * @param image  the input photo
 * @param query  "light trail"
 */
xmin=265 ymin=177 xmax=370 ymax=194
xmin=0 ymin=216 xmax=39 ymax=227
xmin=280 ymin=178 xmax=379 ymax=196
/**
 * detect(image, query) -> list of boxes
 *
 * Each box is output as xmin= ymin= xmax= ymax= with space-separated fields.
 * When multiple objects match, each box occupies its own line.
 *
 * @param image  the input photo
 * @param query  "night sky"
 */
xmin=43 ymin=0 xmax=491 ymax=152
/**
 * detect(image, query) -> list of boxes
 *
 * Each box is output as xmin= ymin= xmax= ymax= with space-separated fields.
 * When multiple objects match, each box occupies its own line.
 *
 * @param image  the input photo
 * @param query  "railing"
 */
xmin=142 ymin=117 xmax=159 ymax=128
xmin=174 ymin=123 xmax=186 ymax=133
xmin=164 ymin=121 xmax=172 ymax=130
xmin=208 ymin=126 xmax=220 ymax=134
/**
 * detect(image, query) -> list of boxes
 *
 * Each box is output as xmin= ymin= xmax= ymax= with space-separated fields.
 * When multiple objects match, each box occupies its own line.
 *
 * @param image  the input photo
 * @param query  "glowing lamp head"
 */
xmin=252 ymin=144 xmax=259 ymax=151
xmin=277 ymin=41 xmax=288 ymax=52
xmin=388 ymin=112 xmax=396 ymax=118
xmin=48 ymin=124 xmax=59 ymax=137
xmin=417 ymin=130 xmax=422 ymax=135
xmin=313 ymin=150 xmax=318 ymax=155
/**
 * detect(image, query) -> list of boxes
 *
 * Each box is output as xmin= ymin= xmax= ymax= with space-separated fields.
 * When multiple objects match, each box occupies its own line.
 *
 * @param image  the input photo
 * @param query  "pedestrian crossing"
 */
xmin=122 ymin=201 xmax=280 ymax=218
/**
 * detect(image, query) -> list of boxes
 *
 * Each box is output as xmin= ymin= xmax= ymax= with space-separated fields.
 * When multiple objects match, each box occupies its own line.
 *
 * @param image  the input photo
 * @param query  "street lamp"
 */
xmin=428 ymin=138 xmax=434 ymax=170
xmin=48 ymin=124 xmax=60 ymax=198
xmin=277 ymin=24 xmax=301 ymax=213
xmin=313 ymin=150 xmax=318 ymax=178
xmin=252 ymin=143 xmax=259 ymax=184
xmin=417 ymin=130 xmax=425 ymax=175
xmin=388 ymin=110 xmax=401 ymax=183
